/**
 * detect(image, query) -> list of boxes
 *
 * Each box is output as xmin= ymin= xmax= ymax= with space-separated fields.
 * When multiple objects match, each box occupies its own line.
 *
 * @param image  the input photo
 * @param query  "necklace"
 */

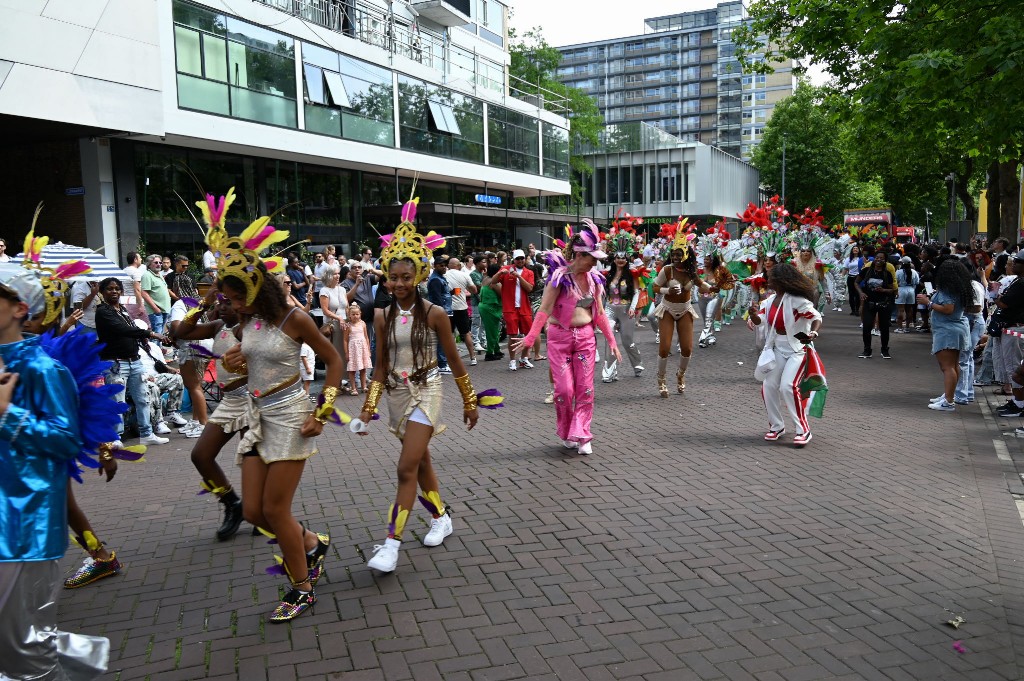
xmin=397 ymin=304 xmax=414 ymax=325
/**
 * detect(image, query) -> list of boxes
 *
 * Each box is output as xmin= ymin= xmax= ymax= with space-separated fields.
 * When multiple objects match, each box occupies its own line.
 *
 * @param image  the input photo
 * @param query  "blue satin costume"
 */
xmin=0 ymin=335 xmax=81 ymax=563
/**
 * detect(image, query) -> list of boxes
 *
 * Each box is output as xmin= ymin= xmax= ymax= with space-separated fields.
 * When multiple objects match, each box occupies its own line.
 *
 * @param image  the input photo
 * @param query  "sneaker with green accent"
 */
xmin=64 ymin=552 xmax=121 ymax=588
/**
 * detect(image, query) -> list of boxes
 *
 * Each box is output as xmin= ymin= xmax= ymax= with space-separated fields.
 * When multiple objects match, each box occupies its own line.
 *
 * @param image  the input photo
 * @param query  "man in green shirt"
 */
xmin=141 ymin=254 xmax=172 ymax=334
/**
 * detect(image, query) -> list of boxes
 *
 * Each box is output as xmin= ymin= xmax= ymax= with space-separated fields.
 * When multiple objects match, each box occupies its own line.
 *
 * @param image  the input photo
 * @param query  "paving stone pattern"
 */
xmin=60 ymin=313 xmax=1024 ymax=680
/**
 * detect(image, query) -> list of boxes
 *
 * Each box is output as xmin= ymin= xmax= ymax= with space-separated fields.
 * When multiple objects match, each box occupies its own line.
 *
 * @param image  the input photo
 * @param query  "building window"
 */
xmin=174 ymin=1 xmax=300 ymax=127
xmin=398 ymin=75 xmax=484 ymax=163
xmin=542 ymin=123 xmax=569 ymax=180
xmin=488 ymin=105 xmax=539 ymax=174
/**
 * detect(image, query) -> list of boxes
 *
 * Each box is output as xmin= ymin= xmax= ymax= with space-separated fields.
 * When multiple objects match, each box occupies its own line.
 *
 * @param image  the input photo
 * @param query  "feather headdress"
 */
xmin=379 ymin=197 xmax=446 ymax=285
xmin=16 ymin=203 xmax=92 ymax=325
xmin=202 ymin=188 xmax=290 ymax=305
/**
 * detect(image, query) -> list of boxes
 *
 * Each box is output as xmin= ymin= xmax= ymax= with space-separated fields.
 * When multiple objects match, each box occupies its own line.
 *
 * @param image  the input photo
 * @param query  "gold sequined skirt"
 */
xmin=234 ymin=385 xmax=318 ymax=465
xmin=387 ymin=376 xmax=446 ymax=441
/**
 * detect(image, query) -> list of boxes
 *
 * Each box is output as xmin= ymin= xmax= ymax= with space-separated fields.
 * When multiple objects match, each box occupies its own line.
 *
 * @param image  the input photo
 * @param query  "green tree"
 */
xmin=751 ymin=83 xmax=851 ymax=222
xmin=735 ymin=0 xmax=1023 ymax=238
xmin=508 ymin=27 xmax=603 ymax=208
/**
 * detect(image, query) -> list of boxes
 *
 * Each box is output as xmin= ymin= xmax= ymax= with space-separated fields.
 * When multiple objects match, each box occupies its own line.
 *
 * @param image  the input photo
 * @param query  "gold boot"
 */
xmin=677 ymin=370 xmax=686 ymax=393
xmin=658 ymin=374 xmax=668 ymax=398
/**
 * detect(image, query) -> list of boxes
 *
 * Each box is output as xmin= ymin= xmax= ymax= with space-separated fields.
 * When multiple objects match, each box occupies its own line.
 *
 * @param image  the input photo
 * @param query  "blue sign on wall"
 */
xmin=65 ymin=186 xmax=85 ymax=196
xmin=475 ymin=194 xmax=502 ymax=205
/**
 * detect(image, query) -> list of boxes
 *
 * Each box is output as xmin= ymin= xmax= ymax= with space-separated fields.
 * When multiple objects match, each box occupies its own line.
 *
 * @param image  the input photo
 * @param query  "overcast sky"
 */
xmin=508 ymin=0 xmax=733 ymax=48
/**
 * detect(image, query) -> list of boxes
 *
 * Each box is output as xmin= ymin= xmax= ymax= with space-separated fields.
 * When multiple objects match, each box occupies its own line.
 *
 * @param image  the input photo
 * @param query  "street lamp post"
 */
xmin=925 ymin=209 xmax=932 ymax=241
xmin=781 ymin=133 xmax=787 ymax=208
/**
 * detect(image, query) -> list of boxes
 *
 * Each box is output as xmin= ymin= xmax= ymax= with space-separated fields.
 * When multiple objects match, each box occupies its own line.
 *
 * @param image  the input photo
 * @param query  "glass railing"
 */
xmin=252 ymin=0 xmax=558 ymax=114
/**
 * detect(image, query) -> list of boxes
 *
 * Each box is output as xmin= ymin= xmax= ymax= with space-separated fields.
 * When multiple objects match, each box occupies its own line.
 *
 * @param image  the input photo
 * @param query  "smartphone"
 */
xmin=793 ymin=331 xmax=811 ymax=342
xmin=924 ymin=282 xmax=934 ymax=295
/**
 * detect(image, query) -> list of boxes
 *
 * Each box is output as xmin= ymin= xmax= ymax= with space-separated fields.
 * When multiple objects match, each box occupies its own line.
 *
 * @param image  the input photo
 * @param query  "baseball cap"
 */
xmin=1013 ymin=252 xmax=1024 ymax=263
xmin=900 ymin=256 xmax=912 ymax=264
xmin=512 ymin=249 xmax=526 ymax=259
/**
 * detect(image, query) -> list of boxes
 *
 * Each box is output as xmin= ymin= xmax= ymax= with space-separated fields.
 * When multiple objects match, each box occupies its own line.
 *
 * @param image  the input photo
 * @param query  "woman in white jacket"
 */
xmin=748 ymin=263 xmax=823 ymax=447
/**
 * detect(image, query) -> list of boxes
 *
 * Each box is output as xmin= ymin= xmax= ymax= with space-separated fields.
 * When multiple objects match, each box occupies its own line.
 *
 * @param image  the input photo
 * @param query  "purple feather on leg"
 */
xmin=265 ymin=564 xmax=287 ymax=576
xmin=387 ymin=505 xmax=399 ymax=537
xmin=417 ymin=495 xmax=439 ymax=516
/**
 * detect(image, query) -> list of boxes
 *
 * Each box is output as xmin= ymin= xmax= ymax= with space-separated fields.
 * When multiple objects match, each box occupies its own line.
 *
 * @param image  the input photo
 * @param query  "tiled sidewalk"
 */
xmin=60 ymin=313 xmax=1024 ymax=680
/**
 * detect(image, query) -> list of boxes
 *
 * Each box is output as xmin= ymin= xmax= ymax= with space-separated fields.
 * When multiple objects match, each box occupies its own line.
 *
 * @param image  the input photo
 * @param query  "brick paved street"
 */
xmin=60 ymin=312 xmax=1024 ymax=680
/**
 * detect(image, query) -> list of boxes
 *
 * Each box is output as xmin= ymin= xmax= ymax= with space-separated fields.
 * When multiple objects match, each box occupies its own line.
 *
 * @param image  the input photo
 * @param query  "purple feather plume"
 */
xmin=418 ymin=495 xmax=440 ymax=516
xmin=265 ymin=564 xmax=287 ymax=576
xmin=188 ymin=343 xmax=220 ymax=359
xmin=182 ymin=296 xmax=200 ymax=308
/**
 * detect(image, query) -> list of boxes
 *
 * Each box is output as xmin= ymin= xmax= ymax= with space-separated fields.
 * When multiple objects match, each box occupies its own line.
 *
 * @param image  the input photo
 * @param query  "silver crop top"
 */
xmin=212 ymin=324 xmax=246 ymax=387
xmin=388 ymin=303 xmax=438 ymax=385
xmin=241 ymin=308 xmax=300 ymax=394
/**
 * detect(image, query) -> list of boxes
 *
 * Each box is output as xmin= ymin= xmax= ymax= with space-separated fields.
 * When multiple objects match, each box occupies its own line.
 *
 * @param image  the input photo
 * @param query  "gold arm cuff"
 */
xmin=453 ymin=373 xmax=478 ymax=410
xmin=320 ymin=386 xmax=338 ymax=408
xmin=361 ymin=380 xmax=385 ymax=414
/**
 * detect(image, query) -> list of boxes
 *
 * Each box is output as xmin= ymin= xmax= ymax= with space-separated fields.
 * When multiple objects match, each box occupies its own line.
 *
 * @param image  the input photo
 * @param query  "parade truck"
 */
xmin=842 ymin=207 xmax=916 ymax=244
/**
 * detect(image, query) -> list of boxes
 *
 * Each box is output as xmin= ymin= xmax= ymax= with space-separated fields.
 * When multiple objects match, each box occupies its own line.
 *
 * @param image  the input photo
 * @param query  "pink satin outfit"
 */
xmin=547 ymin=283 xmax=605 ymax=444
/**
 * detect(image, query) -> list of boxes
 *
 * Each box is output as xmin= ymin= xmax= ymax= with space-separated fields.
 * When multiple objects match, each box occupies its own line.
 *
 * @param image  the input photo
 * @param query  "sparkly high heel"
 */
xmin=658 ymin=374 xmax=668 ymax=398
xmin=676 ymin=370 xmax=686 ymax=393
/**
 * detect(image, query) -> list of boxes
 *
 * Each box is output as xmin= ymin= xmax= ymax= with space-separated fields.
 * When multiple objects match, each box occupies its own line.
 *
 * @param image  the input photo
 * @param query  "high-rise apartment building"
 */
xmin=554 ymin=1 xmax=795 ymax=161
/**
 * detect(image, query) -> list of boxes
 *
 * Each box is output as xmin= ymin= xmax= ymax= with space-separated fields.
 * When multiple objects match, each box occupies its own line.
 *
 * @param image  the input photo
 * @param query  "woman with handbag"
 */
xmin=748 ymin=263 xmax=823 ymax=448
xmin=318 ymin=265 xmax=348 ymax=380
xmin=856 ymin=254 xmax=897 ymax=359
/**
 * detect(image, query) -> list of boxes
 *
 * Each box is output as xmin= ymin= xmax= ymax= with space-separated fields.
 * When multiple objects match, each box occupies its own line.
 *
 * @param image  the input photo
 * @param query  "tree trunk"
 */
xmin=998 ymin=159 xmax=1021 ymax=244
xmin=956 ymin=183 xmax=978 ymax=226
xmin=986 ymin=160 xmax=1001 ymax=241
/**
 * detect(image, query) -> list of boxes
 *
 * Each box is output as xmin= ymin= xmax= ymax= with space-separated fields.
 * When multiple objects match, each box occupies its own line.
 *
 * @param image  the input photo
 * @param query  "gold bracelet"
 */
xmin=453 ymin=373 xmax=478 ymax=411
xmin=98 ymin=443 xmax=114 ymax=463
xmin=312 ymin=385 xmax=339 ymax=424
xmin=362 ymin=380 xmax=385 ymax=415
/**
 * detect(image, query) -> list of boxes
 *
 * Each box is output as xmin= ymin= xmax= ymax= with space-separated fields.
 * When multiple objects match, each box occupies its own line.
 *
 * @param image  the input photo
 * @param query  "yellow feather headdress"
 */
xmin=18 ymin=203 xmax=93 ymax=325
xmin=200 ymin=187 xmax=289 ymax=305
xmin=378 ymin=197 xmax=446 ymax=285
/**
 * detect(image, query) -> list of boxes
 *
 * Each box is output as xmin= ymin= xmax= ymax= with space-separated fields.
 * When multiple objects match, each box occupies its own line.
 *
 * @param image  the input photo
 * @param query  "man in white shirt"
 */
xmin=445 ymin=257 xmax=479 ymax=366
xmin=311 ymin=252 xmax=329 ymax=309
xmin=71 ymin=280 xmax=101 ymax=330
xmin=203 ymin=248 xmax=217 ymax=272
xmin=123 ymin=251 xmax=148 ymax=325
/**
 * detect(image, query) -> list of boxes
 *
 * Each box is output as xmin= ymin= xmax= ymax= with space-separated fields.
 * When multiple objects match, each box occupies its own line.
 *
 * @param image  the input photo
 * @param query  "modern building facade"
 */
xmin=570 ymin=122 xmax=759 ymax=236
xmin=0 ymin=0 xmax=572 ymax=262
xmin=554 ymin=1 xmax=795 ymax=161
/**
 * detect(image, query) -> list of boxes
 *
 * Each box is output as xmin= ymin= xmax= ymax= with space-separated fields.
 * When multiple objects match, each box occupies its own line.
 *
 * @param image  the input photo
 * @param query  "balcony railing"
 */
xmin=253 ymin=0 xmax=569 ymax=115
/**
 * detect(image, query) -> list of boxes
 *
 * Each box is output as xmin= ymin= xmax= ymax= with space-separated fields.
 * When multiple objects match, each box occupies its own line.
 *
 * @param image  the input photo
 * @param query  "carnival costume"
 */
xmin=357 ymin=196 xmax=501 ymax=572
xmin=753 ymin=292 xmax=826 ymax=447
xmin=0 ymin=226 xmax=126 ymax=679
xmin=521 ymin=220 xmax=617 ymax=453
xmin=696 ymin=223 xmax=736 ymax=348
xmin=202 ymin=188 xmax=332 ymax=622
xmin=793 ymin=227 xmax=829 ymax=313
xmin=600 ymin=230 xmax=646 ymax=382
xmin=652 ymin=220 xmax=709 ymax=396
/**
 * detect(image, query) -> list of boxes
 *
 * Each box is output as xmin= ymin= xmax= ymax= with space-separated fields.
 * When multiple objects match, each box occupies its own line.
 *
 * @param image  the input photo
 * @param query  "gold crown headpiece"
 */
xmin=379 ymin=198 xmax=446 ymax=285
xmin=199 ymin=187 xmax=289 ymax=305
xmin=20 ymin=203 xmax=92 ymax=326
xmin=670 ymin=218 xmax=694 ymax=261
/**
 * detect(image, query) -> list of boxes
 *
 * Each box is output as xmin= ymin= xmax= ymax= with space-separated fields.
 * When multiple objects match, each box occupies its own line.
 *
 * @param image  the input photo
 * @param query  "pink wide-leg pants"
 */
xmin=546 ymin=324 xmax=597 ymax=443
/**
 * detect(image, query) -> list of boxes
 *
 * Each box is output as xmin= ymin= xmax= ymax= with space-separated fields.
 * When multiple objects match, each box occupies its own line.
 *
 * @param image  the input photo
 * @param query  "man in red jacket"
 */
xmin=500 ymin=249 xmax=535 ymax=371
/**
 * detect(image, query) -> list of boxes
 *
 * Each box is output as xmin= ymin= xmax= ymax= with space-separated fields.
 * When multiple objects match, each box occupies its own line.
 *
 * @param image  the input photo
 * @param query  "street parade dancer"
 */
xmin=697 ymin=223 xmax=736 ymax=348
xmin=212 ymin=188 xmax=344 ymax=622
xmin=0 ymin=213 xmax=131 ymax=679
xmin=600 ymin=230 xmax=646 ymax=382
xmin=515 ymin=219 xmax=621 ymax=454
xmin=353 ymin=194 xmax=501 ymax=574
xmin=652 ymin=220 xmax=711 ymax=397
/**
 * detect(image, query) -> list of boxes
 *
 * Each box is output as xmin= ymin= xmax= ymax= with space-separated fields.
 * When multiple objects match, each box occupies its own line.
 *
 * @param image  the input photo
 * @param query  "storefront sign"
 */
xmin=475 ymin=194 xmax=502 ymax=205
xmin=65 ymin=186 xmax=85 ymax=196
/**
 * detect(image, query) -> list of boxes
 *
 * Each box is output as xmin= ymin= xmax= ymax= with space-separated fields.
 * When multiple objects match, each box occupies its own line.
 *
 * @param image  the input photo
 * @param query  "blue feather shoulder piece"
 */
xmin=39 ymin=328 xmax=128 ymax=483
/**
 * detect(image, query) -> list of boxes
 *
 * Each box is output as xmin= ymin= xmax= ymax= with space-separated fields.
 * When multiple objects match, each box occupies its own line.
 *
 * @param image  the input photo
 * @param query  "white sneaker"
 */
xmin=139 ymin=433 xmax=170 ymax=445
xmin=470 ymin=358 xmax=478 ymax=366
xmin=508 ymin=360 xmax=518 ymax=371
xmin=166 ymin=412 xmax=189 ymax=427
xmin=422 ymin=514 xmax=453 ymax=547
xmin=578 ymin=441 xmax=593 ymax=455
xmin=473 ymin=344 xmax=485 ymax=352
xmin=928 ymin=399 xmax=955 ymax=411
xmin=562 ymin=439 xmax=578 ymax=449
xmin=178 ymin=420 xmax=199 ymax=434
xmin=871 ymin=329 xmax=881 ymax=336
xmin=111 ymin=440 xmax=124 ymax=450
xmin=367 ymin=538 xmax=401 ymax=572
xmin=184 ymin=424 xmax=204 ymax=438
xmin=634 ymin=365 xmax=644 ymax=377
xmin=154 ymin=421 xmax=172 ymax=435
xmin=929 ymin=395 xmax=948 ymax=403
xmin=519 ymin=357 xmax=534 ymax=369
